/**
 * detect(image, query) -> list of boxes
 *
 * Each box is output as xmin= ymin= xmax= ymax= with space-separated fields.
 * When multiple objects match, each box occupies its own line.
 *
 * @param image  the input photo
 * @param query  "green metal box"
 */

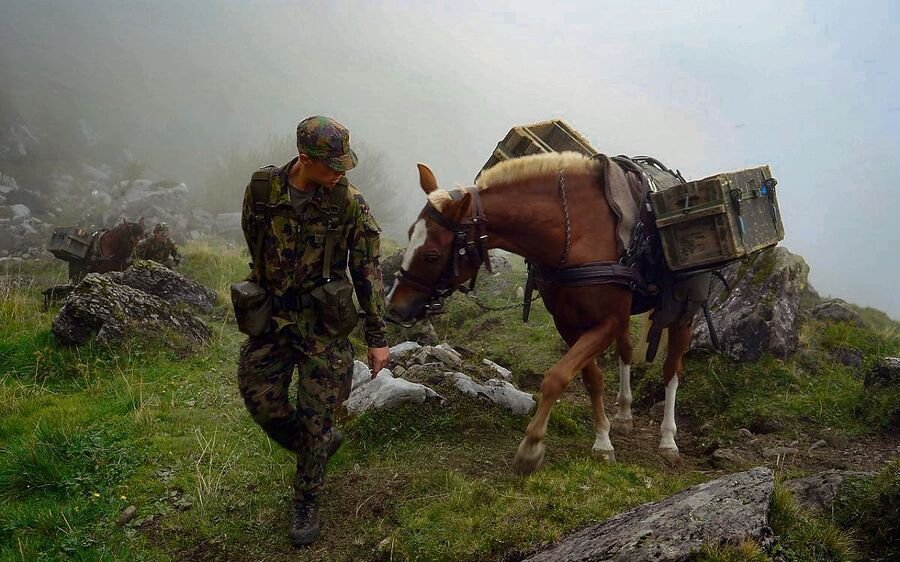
xmin=649 ymin=165 xmax=784 ymax=271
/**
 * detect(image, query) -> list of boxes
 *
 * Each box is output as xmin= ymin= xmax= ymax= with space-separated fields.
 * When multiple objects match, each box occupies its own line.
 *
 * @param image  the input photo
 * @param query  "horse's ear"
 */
xmin=450 ymin=190 xmax=474 ymax=221
xmin=139 ymin=217 xmax=145 ymax=226
xmin=417 ymin=163 xmax=438 ymax=195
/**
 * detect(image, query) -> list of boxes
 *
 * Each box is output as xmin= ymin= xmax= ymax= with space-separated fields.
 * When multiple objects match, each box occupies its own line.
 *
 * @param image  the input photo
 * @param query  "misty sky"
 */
xmin=1 ymin=1 xmax=898 ymax=318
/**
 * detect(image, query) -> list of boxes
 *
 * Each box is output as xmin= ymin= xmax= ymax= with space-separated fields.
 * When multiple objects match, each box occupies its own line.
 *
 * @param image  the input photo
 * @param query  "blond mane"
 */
xmin=426 ymin=152 xmax=599 ymax=211
xmin=476 ymin=151 xmax=598 ymax=189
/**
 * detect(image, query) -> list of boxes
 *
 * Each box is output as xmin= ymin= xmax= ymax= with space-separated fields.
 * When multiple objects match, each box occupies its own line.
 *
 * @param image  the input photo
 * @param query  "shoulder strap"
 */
xmin=249 ymin=165 xmax=277 ymax=283
xmin=320 ymin=179 xmax=351 ymax=280
xmin=250 ymin=165 xmax=277 ymax=208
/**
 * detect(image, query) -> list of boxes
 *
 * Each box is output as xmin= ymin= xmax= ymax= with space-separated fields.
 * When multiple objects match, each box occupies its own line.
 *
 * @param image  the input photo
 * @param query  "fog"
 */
xmin=1 ymin=0 xmax=897 ymax=317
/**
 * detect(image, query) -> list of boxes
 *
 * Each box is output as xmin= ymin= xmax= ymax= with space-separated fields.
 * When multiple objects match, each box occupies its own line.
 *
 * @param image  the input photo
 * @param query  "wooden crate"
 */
xmin=650 ymin=166 xmax=784 ymax=271
xmin=47 ymin=227 xmax=94 ymax=262
xmin=477 ymin=120 xmax=596 ymax=180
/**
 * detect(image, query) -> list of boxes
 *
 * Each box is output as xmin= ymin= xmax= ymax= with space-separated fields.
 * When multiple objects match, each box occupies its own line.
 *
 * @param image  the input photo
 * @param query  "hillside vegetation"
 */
xmin=1 ymin=242 xmax=898 ymax=561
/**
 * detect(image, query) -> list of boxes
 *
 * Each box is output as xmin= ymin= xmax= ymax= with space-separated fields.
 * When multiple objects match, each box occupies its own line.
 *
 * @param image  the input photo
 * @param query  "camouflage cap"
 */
xmin=296 ymin=116 xmax=358 ymax=172
xmin=154 ymin=222 xmax=168 ymax=234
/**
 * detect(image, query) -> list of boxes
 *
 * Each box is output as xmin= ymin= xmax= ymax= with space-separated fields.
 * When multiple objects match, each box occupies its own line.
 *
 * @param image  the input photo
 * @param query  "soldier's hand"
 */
xmin=367 ymin=346 xmax=389 ymax=378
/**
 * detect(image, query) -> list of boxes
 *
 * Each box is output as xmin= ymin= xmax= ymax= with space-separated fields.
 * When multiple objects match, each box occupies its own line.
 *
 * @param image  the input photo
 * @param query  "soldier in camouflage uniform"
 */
xmin=133 ymin=222 xmax=181 ymax=267
xmin=237 ymin=116 xmax=389 ymax=546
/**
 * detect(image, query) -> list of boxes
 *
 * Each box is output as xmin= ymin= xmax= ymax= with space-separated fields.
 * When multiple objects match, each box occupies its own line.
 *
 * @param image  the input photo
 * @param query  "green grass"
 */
xmin=832 ymin=458 xmax=900 ymax=561
xmin=625 ymin=312 xmax=900 ymax=442
xmin=694 ymin=482 xmax=861 ymax=562
xmin=767 ymin=484 xmax=857 ymax=562
xmin=2 ymin=242 xmax=898 ymax=560
xmin=0 ymin=245 xmax=697 ymax=561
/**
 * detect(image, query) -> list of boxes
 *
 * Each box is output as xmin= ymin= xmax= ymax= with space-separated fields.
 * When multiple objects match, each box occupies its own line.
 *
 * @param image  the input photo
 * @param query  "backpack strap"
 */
xmin=321 ymin=179 xmax=350 ymax=280
xmin=248 ymin=165 xmax=277 ymax=283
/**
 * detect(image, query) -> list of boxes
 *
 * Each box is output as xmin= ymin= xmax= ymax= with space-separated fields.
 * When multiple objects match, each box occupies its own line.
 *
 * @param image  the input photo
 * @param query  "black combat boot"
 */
xmin=326 ymin=428 xmax=344 ymax=459
xmin=289 ymin=500 xmax=320 ymax=546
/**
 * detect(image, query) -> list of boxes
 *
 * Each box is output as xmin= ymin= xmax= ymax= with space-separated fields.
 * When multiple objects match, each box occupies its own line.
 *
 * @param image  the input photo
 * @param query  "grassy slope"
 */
xmin=1 ymin=244 xmax=897 ymax=561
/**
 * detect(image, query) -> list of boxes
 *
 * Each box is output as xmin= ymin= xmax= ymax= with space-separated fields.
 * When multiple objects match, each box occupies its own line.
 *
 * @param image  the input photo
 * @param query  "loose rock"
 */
xmin=525 ymin=467 xmax=775 ymax=562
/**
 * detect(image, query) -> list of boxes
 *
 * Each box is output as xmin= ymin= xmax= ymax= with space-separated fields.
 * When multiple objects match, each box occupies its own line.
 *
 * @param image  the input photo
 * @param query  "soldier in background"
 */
xmin=134 ymin=222 xmax=181 ymax=267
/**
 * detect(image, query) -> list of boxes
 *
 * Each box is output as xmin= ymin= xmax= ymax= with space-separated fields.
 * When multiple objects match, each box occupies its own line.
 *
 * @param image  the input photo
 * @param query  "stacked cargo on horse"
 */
xmin=46 ymin=218 xmax=146 ymax=283
xmin=478 ymin=119 xmax=784 ymax=275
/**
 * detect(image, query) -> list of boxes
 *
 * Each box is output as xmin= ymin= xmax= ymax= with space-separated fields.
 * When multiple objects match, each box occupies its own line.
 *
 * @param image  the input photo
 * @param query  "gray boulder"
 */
xmin=811 ymin=299 xmax=864 ymax=327
xmin=525 ymin=467 xmax=774 ymax=562
xmin=380 ymin=248 xmax=404 ymax=282
xmin=693 ymin=247 xmax=809 ymax=361
xmin=389 ymin=341 xmax=421 ymax=363
xmin=864 ymin=357 xmax=900 ymax=389
xmin=451 ymin=372 xmax=535 ymax=415
xmin=344 ymin=368 xmax=442 ymax=414
xmin=9 ymin=203 xmax=30 ymax=219
xmin=488 ymin=252 xmax=513 ymax=274
xmin=784 ymin=470 xmax=872 ymax=513
xmin=52 ymin=273 xmax=211 ymax=346
xmin=352 ymin=360 xmax=373 ymax=391
xmin=106 ymin=260 xmax=217 ymax=314
xmin=482 ymin=358 xmax=513 ymax=381
xmin=415 ymin=345 xmax=463 ymax=369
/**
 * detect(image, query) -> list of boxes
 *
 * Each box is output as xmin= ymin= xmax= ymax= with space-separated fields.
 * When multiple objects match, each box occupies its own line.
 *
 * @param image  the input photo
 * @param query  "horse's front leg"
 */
xmin=512 ymin=317 xmax=621 ymax=475
xmin=658 ymin=322 xmax=691 ymax=465
xmin=582 ymin=361 xmax=615 ymax=462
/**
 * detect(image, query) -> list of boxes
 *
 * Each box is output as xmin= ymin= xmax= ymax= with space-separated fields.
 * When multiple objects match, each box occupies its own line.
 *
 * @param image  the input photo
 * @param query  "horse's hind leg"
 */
xmin=582 ymin=361 xmax=615 ymax=462
xmin=659 ymin=321 xmax=691 ymax=465
xmin=611 ymin=332 xmax=634 ymax=435
xmin=512 ymin=317 xmax=621 ymax=475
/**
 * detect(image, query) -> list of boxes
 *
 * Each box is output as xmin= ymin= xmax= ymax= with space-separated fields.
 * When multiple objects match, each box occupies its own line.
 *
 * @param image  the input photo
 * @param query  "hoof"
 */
xmin=659 ymin=447 xmax=682 ymax=466
xmin=512 ymin=438 xmax=546 ymax=475
xmin=591 ymin=447 xmax=616 ymax=463
xmin=611 ymin=417 xmax=633 ymax=436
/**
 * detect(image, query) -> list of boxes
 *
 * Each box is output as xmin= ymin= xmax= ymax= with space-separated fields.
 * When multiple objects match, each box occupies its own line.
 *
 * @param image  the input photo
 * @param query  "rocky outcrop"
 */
xmin=52 ymin=273 xmax=211 ymax=346
xmin=105 ymin=260 xmax=217 ymax=313
xmin=693 ymin=247 xmax=809 ymax=361
xmin=346 ymin=341 xmax=535 ymax=416
xmin=524 ymin=467 xmax=774 ymax=562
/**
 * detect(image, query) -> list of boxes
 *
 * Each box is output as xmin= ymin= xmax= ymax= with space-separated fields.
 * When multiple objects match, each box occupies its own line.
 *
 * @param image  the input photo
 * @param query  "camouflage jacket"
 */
xmin=134 ymin=236 xmax=180 ymax=264
xmin=241 ymin=158 xmax=387 ymax=349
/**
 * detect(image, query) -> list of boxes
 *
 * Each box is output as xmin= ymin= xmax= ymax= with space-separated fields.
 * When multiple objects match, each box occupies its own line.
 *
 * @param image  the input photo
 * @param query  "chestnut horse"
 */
xmin=386 ymin=152 xmax=692 ymax=474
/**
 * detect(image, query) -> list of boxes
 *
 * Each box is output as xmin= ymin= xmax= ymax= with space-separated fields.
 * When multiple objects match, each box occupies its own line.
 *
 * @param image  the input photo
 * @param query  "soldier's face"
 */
xmin=300 ymin=154 xmax=345 ymax=187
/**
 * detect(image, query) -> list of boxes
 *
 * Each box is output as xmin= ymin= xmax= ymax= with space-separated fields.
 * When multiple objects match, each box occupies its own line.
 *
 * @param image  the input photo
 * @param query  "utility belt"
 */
xmin=272 ymin=290 xmax=314 ymax=312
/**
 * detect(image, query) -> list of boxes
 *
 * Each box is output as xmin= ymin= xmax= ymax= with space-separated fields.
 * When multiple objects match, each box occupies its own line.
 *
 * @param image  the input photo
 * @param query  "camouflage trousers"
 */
xmin=237 ymin=326 xmax=353 ymax=504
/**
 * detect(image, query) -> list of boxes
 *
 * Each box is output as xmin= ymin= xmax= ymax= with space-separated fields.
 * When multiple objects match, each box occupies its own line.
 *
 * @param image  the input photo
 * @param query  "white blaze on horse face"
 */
xmin=659 ymin=375 xmax=679 ymax=451
xmin=402 ymin=218 xmax=428 ymax=271
xmin=615 ymin=358 xmax=633 ymax=422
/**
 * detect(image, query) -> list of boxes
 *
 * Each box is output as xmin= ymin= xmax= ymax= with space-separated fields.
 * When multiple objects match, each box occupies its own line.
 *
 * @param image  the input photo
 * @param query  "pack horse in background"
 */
xmin=42 ymin=218 xmax=146 ymax=306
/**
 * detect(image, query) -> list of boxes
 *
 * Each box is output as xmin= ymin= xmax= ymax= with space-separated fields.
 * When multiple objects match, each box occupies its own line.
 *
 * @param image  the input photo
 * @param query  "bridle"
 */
xmin=392 ymin=186 xmax=494 ymax=320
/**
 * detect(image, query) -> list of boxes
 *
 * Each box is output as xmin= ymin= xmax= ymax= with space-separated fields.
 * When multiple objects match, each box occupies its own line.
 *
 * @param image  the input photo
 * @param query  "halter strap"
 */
xmin=395 ymin=187 xmax=493 ymax=303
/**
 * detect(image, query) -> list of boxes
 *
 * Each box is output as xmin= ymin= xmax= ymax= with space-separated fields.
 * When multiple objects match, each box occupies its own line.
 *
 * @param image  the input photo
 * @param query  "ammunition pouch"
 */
xmin=308 ymin=277 xmax=358 ymax=339
xmin=230 ymin=280 xmax=273 ymax=337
